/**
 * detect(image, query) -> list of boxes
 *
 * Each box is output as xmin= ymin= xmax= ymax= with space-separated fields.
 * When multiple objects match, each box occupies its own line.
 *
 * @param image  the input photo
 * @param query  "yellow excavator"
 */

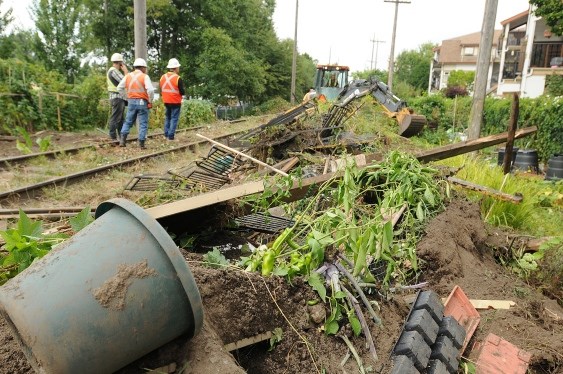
xmin=314 ymin=65 xmax=426 ymax=137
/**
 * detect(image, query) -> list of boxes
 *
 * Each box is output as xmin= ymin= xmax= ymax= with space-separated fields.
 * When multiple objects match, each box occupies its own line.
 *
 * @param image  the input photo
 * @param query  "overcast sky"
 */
xmin=3 ymin=0 xmax=531 ymax=73
xmin=273 ymin=0 xmax=531 ymax=72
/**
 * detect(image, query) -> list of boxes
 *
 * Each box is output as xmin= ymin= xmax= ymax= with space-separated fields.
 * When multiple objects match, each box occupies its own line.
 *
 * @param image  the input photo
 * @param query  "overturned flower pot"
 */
xmin=0 ymin=198 xmax=203 ymax=374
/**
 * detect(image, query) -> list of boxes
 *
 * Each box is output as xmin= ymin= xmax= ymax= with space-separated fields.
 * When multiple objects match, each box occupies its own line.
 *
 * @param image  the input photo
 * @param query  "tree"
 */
xmin=353 ymin=68 xmax=388 ymax=83
xmin=82 ymin=0 xmax=134 ymax=62
xmin=0 ymin=30 xmax=37 ymax=61
xmin=394 ymin=42 xmax=435 ymax=91
xmin=530 ymin=0 xmax=563 ymax=36
xmin=0 ymin=0 xmax=13 ymax=34
xmin=195 ymin=27 xmax=266 ymax=104
xmin=32 ymin=0 xmax=85 ymax=83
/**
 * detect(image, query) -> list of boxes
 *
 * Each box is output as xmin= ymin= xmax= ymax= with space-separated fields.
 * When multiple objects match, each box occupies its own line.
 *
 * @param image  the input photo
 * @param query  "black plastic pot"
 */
xmin=513 ymin=149 xmax=539 ymax=174
xmin=545 ymin=154 xmax=563 ymax=180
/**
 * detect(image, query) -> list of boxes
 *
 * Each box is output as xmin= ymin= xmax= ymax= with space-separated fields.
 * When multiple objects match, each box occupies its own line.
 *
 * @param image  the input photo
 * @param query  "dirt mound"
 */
xmin=1 ymin=198 xmax=561 ymax=373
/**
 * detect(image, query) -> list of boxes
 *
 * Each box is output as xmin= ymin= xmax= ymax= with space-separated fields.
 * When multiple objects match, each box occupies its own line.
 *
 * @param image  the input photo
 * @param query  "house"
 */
xmin=429 ymin=6 xmax=563 ymax=98
xmin=496 ymin=7 xmax=563 ymax=98
xmin=428 ymin=30 xmax=503 ymax=92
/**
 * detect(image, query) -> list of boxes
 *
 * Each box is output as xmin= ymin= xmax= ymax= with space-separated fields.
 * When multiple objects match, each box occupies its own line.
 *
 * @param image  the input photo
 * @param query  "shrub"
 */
xmin=444 ymin=85 xmax=468 ymax=98
xmin=545 ymin=74 xmax=563 ymax=96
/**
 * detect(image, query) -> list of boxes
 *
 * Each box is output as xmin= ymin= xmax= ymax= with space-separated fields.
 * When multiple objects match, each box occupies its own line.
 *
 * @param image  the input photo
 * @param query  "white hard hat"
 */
xmin=133 ymin=58 xmax=147 ymax=67
xmin=110 ymin=53 xmax=124 ymax=62
xmin=166 ymin=58 xmax=181 ymax=69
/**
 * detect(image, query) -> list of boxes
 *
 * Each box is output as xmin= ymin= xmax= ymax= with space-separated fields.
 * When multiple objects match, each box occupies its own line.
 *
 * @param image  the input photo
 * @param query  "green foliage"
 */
xmin=202 ymin=248 xmax=229 ymax=269
xmin=447 ymin=70 xmax=475 ymax=89
xmin=353 ymin=68 xmax=388 ymax=83
xmin=0 ymin=210 xmax=68 ymax=285
xmin=268 ymin=328 xmax=283 ymax=351
xmin=545 ymin=74 xmax=563 ymax=96
xmin=410 ymin=95 xmax=561 ymax=162
xmin=32 ymin=0 xmax=85 ymax=83
xmin=394 ymin=42 xmax=435 ymax=91
xmin=180 ymin=100 xmax=215 ymax=127
xmin=438 ymin=155 xmax=563 ymax=237
xmin=242 ymin=152 xmax=444 ymax=288
xmin=529 ymin=0 xmax=563 ymax=36
xmin=195 ymin=27 xmax=266 ymax=104
xmin=251 ymin=97 xmax=290 ymax=115
xmin=0 ymin=0 xmax=13 ymax=34
xmin=15 ymin=126 xmax=33 ymax=153
xmin=68 ymin=206 xmax=94 ymax=232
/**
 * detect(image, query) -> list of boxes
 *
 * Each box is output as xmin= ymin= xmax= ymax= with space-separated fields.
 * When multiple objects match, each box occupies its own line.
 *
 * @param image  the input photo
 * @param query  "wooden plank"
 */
xmin=415 ymin=126 xmax=537 ymax=163
xmin=470 ymin=299 xmax=515 ymax=310
xmin=447 ymin=177 xmax=523 ymax=203
xmin=224 ymin=331 xmax=272 ymax=352
xmin=147 ymin=181 xmax=265 ymax=220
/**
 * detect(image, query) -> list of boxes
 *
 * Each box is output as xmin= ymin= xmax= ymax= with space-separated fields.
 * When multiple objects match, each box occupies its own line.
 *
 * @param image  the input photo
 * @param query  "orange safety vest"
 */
xmin=160 ymin=72 xmax=182 ymax=104
xmin=125 ymin=70 xmax=149 ymax=101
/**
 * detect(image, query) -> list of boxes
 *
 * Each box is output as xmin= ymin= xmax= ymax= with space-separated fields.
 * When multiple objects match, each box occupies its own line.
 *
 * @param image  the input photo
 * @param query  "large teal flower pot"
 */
xmin=0 ymin=198 xmax=203 ymax=374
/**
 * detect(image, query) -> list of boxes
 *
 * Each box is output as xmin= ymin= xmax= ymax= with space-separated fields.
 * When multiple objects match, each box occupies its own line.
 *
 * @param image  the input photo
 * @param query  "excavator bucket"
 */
xmin=395 ymin=108 xmax=426 ymax=138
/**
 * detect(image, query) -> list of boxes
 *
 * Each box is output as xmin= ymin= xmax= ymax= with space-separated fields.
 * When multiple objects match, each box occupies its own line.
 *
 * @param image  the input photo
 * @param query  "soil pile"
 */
xmin=0 ymin=199 xmax=561 ymax=373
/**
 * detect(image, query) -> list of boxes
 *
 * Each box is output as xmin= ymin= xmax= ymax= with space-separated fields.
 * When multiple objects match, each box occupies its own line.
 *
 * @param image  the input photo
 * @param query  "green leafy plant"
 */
xmin=268 ymin=327 xmax=283 ymax=351
xmin=69 ymin=206 xmax=94 ymax=232
xmin=36 ymin=135 xmax=52 ymax=152
xmin=202 ymin=248 xmax=229 ymax=269
xmin=15 ymin=126 xmax=33 ymax=154
xmin=0 ymin=210 xmax=68 ymax=284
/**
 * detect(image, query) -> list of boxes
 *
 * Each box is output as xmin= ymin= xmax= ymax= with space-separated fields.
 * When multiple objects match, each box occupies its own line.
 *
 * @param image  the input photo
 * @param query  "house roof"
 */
xmin=435 ymin=30 xmax=503 ymax=64
xmin=500 ymin=10 xmax=529 ymax=28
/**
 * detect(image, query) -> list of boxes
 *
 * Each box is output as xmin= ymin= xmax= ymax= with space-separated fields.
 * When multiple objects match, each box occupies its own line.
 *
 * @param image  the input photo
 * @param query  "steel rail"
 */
xmin=0 ymin=126 xmax=207 ymax=166
xmin=0 ymin=129 xmax=246 ymax=200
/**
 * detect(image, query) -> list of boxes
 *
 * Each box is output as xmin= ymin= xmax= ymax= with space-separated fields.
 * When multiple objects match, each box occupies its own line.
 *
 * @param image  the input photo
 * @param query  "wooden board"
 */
xmin=447 ymin=177 xmax=523 ymax=203
xmin=415 ymin=126 xmax=537 ymax=163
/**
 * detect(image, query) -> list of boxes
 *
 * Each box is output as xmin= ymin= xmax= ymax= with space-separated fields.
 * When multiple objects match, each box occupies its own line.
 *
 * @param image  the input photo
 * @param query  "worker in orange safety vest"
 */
xmin=159 ymin=58 xmax=186 ymax=140
xmin=117 ymin=58 xmax=155 ymax=149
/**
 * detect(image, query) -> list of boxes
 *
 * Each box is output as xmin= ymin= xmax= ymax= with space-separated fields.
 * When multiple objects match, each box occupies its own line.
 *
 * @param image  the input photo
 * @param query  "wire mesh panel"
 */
xmin=234 ymin=213 xmax=294 ymax=234
xmin=124 ymin=174 xmax=185 ymax=191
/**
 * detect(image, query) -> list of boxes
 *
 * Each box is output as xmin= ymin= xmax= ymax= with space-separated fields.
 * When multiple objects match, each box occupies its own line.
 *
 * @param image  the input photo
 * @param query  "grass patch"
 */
xmin=436 ymin=154 xmax=563 ymax=237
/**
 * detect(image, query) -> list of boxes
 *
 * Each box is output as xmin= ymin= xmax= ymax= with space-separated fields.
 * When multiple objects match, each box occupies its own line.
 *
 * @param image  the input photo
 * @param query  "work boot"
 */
xmin=119 ymin=134 xmax=127 ymax=147
xmin=139 ymin=140 xmax=146 ymax=149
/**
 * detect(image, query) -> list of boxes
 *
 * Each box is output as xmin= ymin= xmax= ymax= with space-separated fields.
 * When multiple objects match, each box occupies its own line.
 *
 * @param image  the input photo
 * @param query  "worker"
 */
xmin=159 ymin=58 xmax=185 ymax=141
xmin=106 ymin=53 xmax=128 ymax=141
xmin=302 ymin=87 xmax=317 ymax=102
xmin=117 ymin=58 xmax=155 ymax=149
xmin=328 ymin=72 xmax=338 ymax=87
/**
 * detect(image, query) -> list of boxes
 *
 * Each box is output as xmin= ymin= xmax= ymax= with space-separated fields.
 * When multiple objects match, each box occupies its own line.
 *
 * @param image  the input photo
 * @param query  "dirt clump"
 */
xmin=93 ymin=259 xmax=157 ymax=310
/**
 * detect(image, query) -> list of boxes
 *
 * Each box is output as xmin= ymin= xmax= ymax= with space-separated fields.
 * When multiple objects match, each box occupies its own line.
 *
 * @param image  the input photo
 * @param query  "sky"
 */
xmin=273 ymin=0 xmax=531 ymax=72
xmin=2 ymin=0 xmax=531 ymax=73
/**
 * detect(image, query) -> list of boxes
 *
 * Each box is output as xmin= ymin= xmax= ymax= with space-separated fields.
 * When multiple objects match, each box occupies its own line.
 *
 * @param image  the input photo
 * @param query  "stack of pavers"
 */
xmin=391 ymin=290 xmax=466 ymax=373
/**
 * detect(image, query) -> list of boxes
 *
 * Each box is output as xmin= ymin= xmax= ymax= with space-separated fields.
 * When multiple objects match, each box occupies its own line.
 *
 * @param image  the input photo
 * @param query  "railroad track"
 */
xmin=0 ymin=129 xmax=248 ymax=202
xmin=0 ymin=126 xmax=207 ymax=167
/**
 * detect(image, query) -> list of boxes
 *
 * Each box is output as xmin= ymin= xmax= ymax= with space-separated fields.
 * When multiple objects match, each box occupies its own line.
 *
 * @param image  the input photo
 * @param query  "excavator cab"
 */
xmin=314 ymin=65 xmax=349 ymax=101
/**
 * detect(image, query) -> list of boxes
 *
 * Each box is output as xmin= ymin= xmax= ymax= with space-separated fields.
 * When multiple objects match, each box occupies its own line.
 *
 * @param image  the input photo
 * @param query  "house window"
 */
xmin=463 ymin=47 xmax=475 ymax=56
xmin=531 ymin=43 xmax=562 ymax=67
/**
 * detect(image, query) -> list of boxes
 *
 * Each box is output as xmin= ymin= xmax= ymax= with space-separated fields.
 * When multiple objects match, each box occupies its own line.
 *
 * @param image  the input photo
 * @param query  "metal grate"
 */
xmin=234 ymin=213 xmax=294 ymax=234
xmin=124 ymin=174 xmax=186 ymax=191
xmin=169 ymin=166 xmax=230 ymax=190
xmin=196 ymin=146 xmax=246 ymax=177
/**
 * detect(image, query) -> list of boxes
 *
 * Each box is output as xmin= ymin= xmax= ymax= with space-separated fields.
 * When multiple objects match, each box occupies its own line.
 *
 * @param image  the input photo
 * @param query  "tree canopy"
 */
xmin=530 ymin=0 xmax=563 ymax=36
xmin=394 ymin=42 xmax=435 ymax=92
xmin=2 ymin=0 xmax=317 ymax=104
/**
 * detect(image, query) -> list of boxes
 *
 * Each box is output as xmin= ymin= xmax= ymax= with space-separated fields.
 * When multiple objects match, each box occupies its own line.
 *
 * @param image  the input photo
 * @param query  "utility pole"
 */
xmin=133 ymin=0 xmax=147 ymax=60
xmin=384 ymin=0 xmax=410 ymax=91
xmin=370 ymin=35 xmax=385 ymax=71
xmin=468 ymin=0 xmax=498 ymax=140
xmin=290 ymin=0 xmax=299 ymax=104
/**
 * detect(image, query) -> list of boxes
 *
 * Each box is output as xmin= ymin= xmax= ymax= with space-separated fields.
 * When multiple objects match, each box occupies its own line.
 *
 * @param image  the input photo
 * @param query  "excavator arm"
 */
xmin=328 ymin=78 xmax=426 ymax=137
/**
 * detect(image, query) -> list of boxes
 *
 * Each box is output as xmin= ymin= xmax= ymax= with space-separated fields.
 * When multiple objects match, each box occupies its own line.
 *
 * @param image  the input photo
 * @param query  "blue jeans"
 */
xmin=121 ymin=99 xmax=149 ymax=141
xmin=164 ymin=105 xmax=181 ymax=139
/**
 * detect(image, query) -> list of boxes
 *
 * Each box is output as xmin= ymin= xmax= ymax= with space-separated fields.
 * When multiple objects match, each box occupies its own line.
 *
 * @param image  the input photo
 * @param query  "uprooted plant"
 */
xmin=239 ymin=151 xmax=448 ymax=341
